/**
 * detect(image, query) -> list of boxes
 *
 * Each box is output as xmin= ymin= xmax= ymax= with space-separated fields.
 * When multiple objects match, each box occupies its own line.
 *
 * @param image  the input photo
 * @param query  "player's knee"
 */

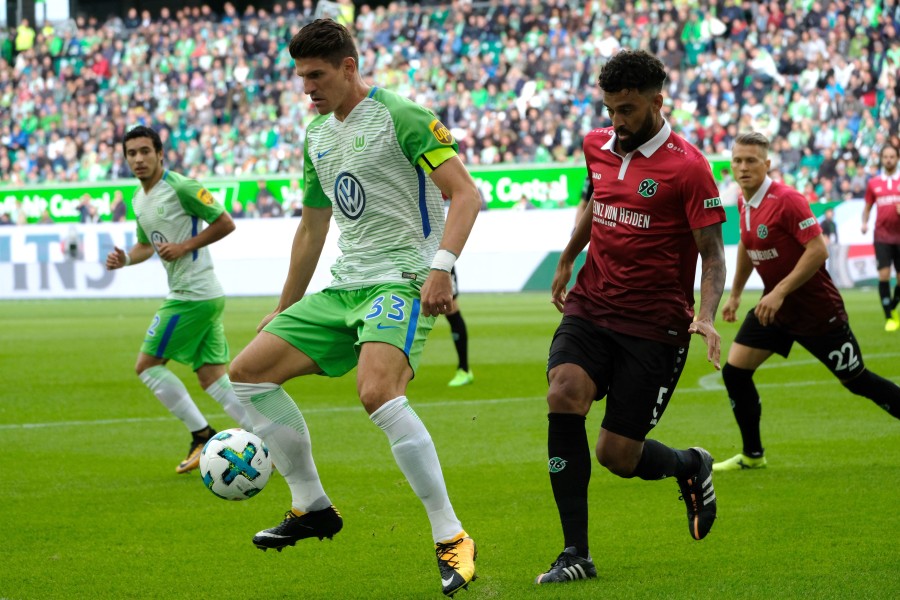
xmin=547 ymin=386 xmax=590 ymax=414
xmin=135 ymin=356 xmax=161 ymax=377
xmin=228 ymin=355 xmax=255 ymax=383
xmin=358 ymin=389 xmax=385 ymax=414
xmin=595 ymin=447 xmax=635 ymax=477
xmin=357 ymin=378 xmax=404 ymax=415
xmin=547 ymin=370 xmax=593 ymax=415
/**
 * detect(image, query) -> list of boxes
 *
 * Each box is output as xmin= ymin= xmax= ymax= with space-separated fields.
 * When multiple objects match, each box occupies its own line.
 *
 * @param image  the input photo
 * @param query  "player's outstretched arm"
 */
xmin=688 ymin=223 xmax=726 ymax=370
xmin=106 ymin=242 xmax=154 ymax=270
xmin=421 ymin=156 xmax=481 ymax=317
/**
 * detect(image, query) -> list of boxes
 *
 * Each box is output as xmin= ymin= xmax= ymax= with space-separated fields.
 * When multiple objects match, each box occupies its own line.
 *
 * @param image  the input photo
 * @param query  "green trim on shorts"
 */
xmin=140 ymin=297 xmax=229 ymax=370
xmin=263 ymin=283 xmax=435 ymax=377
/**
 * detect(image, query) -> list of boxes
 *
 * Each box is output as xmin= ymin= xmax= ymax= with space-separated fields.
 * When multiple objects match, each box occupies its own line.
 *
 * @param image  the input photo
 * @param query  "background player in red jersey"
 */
xmin=861 ymin=144 xmax=900 ymax=332
xmin=715 ymin=132 xmax=900 ymax=472
xmin=536 ymin=49 xmax=727 ymax=585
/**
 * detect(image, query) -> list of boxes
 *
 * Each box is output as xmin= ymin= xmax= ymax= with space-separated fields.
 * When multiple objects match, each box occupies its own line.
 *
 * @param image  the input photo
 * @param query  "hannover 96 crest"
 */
xmin=637 ymin=179 xmax=659 ymax=197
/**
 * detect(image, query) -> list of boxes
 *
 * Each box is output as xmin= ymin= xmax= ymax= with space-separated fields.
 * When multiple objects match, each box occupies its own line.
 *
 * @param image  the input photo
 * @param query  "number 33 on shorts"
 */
xmin=360 ymin=288 xmax=434 ymax=363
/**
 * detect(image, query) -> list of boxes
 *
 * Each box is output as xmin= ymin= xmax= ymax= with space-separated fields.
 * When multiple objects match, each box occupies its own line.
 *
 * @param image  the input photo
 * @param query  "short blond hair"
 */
xmin=733 ymin=132 xmax=770 ymax=152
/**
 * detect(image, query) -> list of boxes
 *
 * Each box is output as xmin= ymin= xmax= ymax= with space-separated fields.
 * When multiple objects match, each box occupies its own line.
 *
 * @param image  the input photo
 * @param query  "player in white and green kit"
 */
xmin=106 ymin=126 xmax=252 ymax=475
xmin=228 ymin=20 xmax=482 ymax=598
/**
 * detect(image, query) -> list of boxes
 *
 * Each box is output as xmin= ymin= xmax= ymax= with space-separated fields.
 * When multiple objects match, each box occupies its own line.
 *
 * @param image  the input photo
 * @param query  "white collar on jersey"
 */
xmin=601 ymin=117 xmax=672 ymax=157
xmin=745 ymin=176 xmax=774 ymax=209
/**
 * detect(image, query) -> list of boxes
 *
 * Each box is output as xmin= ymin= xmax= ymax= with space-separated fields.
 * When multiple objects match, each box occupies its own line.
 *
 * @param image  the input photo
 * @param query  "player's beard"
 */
xmin=617 ymin=111 xmax=658 ymax=153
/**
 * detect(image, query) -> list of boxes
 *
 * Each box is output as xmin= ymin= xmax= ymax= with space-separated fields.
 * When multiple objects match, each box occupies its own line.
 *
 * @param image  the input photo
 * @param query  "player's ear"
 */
xmin=343 ymin=56 xmax=357 ymax=79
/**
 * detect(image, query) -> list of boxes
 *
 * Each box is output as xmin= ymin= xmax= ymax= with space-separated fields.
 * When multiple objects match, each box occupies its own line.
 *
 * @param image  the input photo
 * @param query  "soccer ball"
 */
xmin=200 ymin=428 xmax=272 ymax=501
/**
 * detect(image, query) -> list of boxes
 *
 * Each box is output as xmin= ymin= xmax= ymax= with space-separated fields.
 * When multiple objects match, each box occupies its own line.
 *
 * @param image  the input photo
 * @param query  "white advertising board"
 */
xmin=1 ymin=207 xmax=875 ymax=300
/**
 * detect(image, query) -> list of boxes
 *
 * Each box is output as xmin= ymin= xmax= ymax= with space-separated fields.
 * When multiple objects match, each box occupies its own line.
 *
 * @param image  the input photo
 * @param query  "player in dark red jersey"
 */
xmin=445 ymin=267 xmax=474 ymax=387
xmin=536 ymin=50 xmax=727 ymax=585
xmin=715 ymin=132 xmax=900 ymax=472
xmin=861 ymin=144 xmax=900 ymax=332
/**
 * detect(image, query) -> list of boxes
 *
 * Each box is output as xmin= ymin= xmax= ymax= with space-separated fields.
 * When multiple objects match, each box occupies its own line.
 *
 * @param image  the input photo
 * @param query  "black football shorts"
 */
xmin=734 ymin=308 xmax=865 ymax=380
xmin=548 ymin=316 xmax=689 ymax=440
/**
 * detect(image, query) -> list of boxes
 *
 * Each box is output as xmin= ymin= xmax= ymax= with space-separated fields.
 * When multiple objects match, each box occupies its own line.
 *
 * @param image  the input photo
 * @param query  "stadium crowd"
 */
xmin=1 ymin=0 xmax=899 ymax=211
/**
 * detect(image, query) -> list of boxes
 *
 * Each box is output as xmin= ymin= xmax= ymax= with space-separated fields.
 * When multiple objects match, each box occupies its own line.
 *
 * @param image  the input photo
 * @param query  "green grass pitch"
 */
xmin=1 ymin=290 xmax=898 ymax=599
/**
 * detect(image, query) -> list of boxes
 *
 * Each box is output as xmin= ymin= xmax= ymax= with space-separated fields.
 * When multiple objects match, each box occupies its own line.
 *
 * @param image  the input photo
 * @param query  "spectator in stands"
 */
xmin=820 ymin=207 xmax=838 ymax=243
xmin=111 ymin=190 xmax=127 ymax=222
xmin=84 ymin=204 xmax=101 ymax=224
xmin=77 ymin=194 xmax=93 ymax=223
xmin=11 ymin=198 xmax=27 ymax=225
xmin=514 ymin=194 xmax=535 ymax=210
xmin=0 ymin=0 xmax=897 ymax=208
xmin=255 ymin=179 xmax=283 ymax=218
xmin=123 ymin=8 xmax=140 ymax=29
xmin=244 ymin=200 xmax=260 ymax=219
xmin=717 ymin=168 xmax=740 ymax=206
xmin=14 ymin=18 xmax=35 ymax=54
xmin=282 ymin=179 xmax=303 ymax=217
xmin=230 ymin=200 xmax=246 ymax=220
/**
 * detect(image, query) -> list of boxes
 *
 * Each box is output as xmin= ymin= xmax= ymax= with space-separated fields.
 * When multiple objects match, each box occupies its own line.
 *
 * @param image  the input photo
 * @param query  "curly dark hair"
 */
xmin=597 ymin=50 xmax=667 ymax=95
xmin=289 ymin=19 xmax=358 ymax=68
xmin=122 ymin=125 xmax=162 ymax=156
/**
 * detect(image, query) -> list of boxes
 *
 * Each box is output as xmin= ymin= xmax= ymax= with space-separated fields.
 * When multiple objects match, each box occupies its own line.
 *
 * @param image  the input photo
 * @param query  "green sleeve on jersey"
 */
xmin=166 ymin=171 xmax=225 ymax=223
xmin=136 ymin=220 xmax=149 ymax=245
xmin=374 ymin=88 xmax=459 ymax=172
xmin=302 ymin=119 xmax=331 ymax=208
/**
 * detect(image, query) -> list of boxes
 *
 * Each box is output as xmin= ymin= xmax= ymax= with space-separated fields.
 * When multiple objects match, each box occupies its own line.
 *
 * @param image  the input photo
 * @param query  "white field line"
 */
xmin=697 ymin=351 xmax=900 ymax=390
xmin=0 ymin=374 xmax=900 ymax=431
xmin=3 ymin=353 xmax=898 ymax=431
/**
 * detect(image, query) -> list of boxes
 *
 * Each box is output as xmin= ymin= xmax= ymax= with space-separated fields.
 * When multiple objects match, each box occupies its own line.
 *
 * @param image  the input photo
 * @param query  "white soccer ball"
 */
xmin=200 ymin=428 xmax=272 ymax=501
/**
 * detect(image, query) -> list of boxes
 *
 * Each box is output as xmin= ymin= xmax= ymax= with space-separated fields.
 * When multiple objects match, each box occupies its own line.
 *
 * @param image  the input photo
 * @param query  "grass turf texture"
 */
xmin=1 ymin=290 xmax=897 ymax=600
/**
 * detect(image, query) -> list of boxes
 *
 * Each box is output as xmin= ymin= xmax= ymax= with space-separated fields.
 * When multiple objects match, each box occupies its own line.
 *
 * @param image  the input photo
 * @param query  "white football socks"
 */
xmin=232 ymin=382 xmax=331 ymax=513
xmin=139 ymin=365 xmax=207 ymax=432
xmin=205 ymin=374 xmax=254 ymax=431
xmin=370 ymin=396 xmax=462 ymax=543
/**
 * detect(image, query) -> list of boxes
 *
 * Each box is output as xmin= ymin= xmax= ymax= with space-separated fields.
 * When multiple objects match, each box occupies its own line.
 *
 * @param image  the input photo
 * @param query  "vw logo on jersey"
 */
xmin=150 ymin=231 xmax=168 ymax=252
xmin=334 ymin=171 xmax=366 ymax=220
xmin=150 ymin=231 xmax=168 ymax=246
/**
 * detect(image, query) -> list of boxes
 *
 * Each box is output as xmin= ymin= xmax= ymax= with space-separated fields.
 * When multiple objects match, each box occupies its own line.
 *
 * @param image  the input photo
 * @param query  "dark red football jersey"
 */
xmin=864 ymin=173 xmax=900 ymax=244
xmin=738 ymin=178 xmax=847 ymax=334
xmin=566 ymin=124 xmax=726 ymax=345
